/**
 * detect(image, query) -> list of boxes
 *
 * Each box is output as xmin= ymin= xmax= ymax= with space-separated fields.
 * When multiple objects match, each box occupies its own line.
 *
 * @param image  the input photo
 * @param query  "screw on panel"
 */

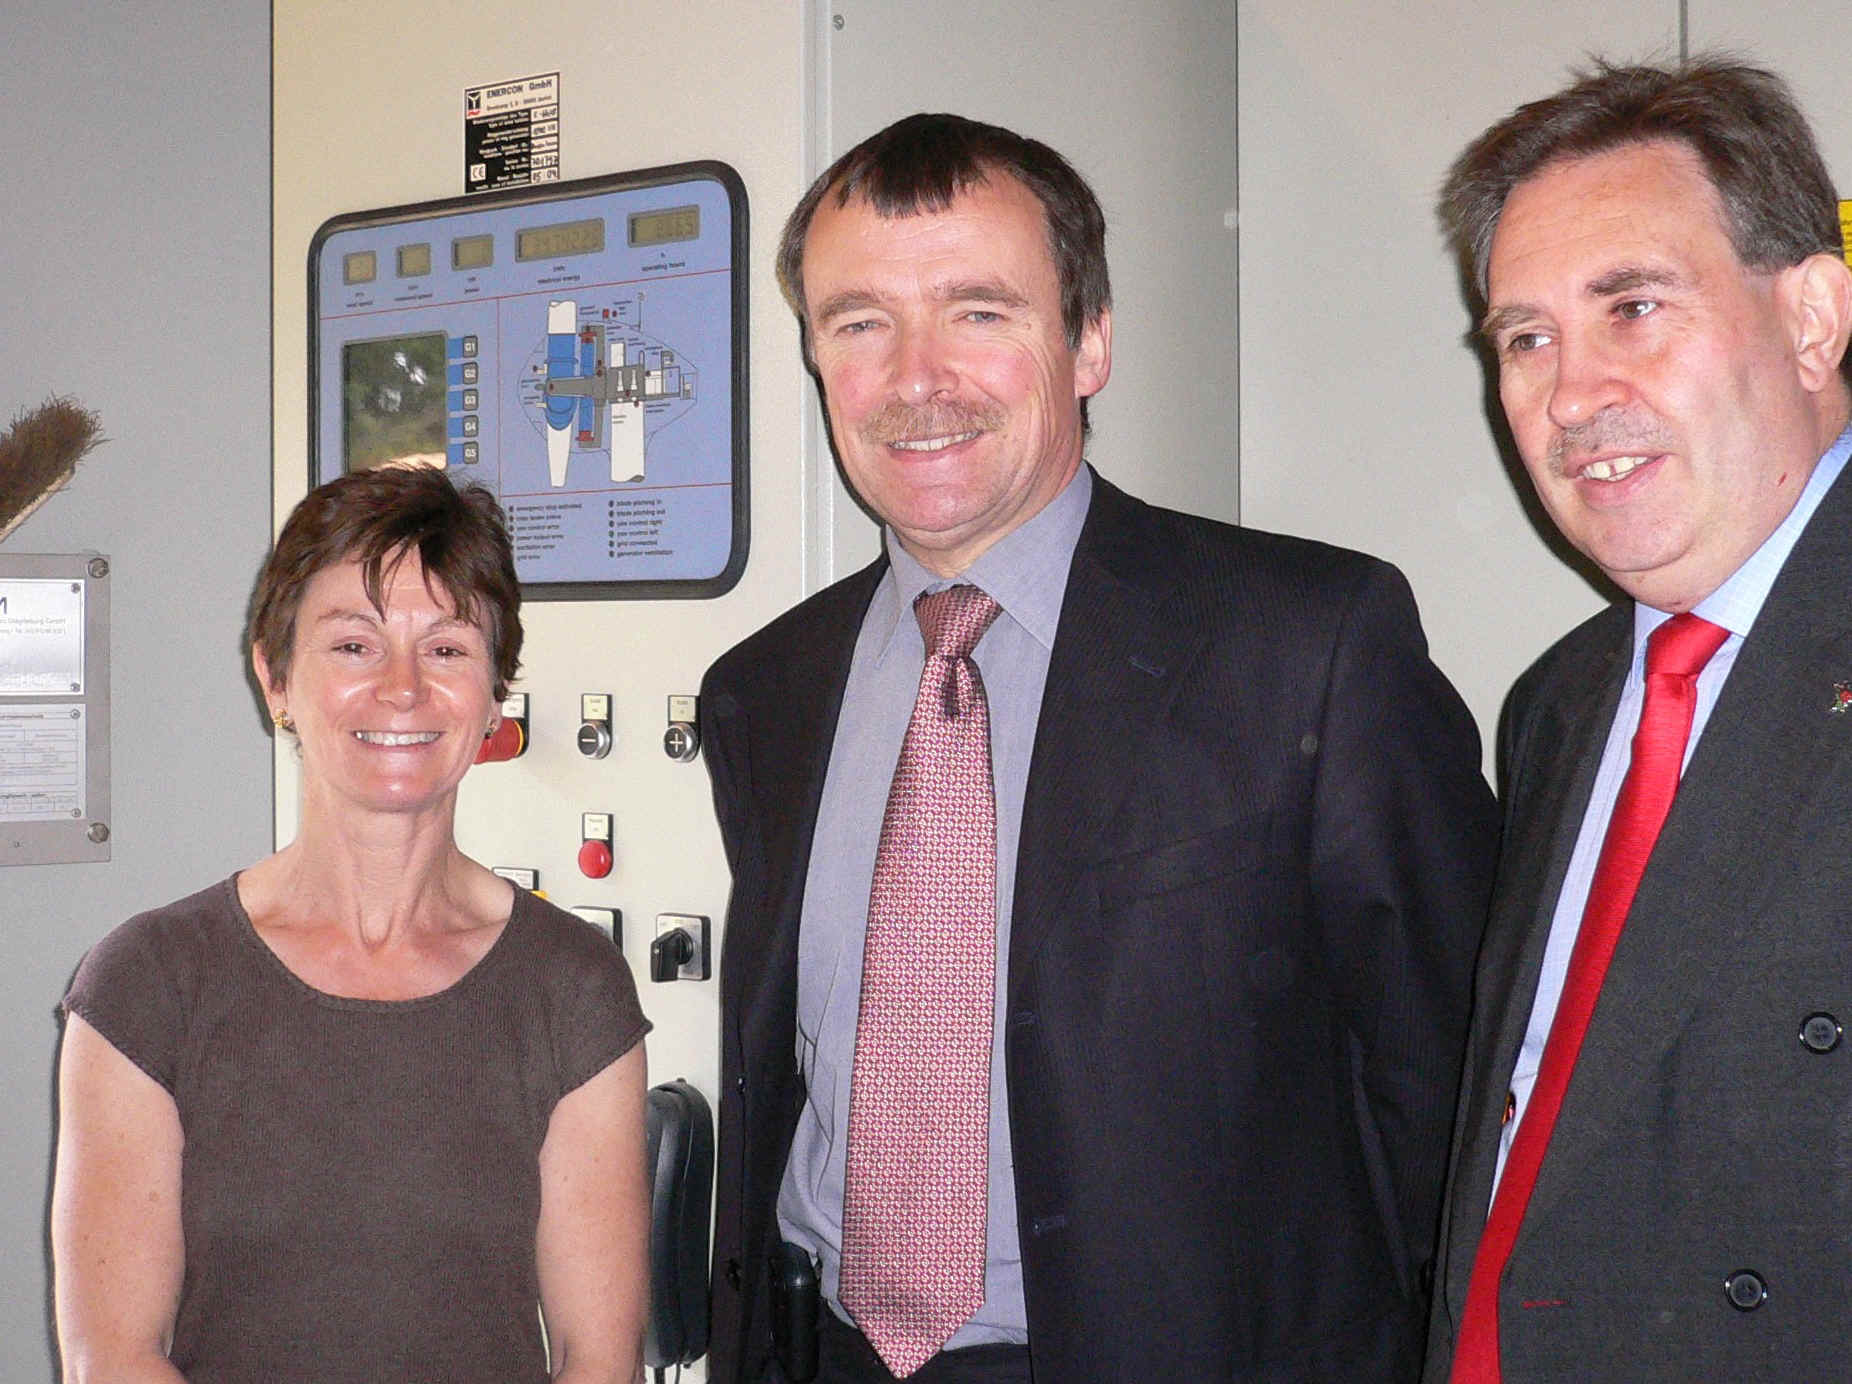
xmin=88 ymin=558 xmax=109 ymax=579
xmin=833 ymin=13 xmax=845 ymax=28
xmin=86 ymin=822 xmax=110 ymax=843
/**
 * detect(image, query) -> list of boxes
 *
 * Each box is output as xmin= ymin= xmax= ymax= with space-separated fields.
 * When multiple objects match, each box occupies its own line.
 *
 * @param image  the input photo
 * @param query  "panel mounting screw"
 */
xmin=86 ymin=822 xmax=110 ymax=843
xmin=88 ymin=558 xmax=109 ymax=579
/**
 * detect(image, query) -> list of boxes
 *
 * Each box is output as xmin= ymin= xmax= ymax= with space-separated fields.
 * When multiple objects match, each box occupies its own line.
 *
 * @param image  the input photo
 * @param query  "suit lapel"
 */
xmin=1482 ymin=633 xmax=1628 ymax=1087
xmin=1441 ymin=616 xmax=1626 ymax=1316
xmin=729 ymin=563 xmax=884 ymax=1058
xmin=1011 ymin=478 xmax=1209 ymax=983
xmin=1522 ymin=460 xmax=1852 ymax=1237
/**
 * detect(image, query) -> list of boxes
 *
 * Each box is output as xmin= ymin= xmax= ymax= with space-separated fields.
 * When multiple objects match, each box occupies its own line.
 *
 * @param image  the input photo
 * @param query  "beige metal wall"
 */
xmin=1237 ymin=2 xmax=1682 ymax=761
xmin=273 ymin=16 xmax=812 ymax=1315
xmin=1239 ymin=7 xmax=1852 ymax=764
xmin=817 ymin=1 xmax=1241 ymax=576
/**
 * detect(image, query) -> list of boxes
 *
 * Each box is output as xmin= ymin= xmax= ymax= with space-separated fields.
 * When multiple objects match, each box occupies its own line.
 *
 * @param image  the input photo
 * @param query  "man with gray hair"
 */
xmin=1427 ymin=58 xmax=1852 ymax=1382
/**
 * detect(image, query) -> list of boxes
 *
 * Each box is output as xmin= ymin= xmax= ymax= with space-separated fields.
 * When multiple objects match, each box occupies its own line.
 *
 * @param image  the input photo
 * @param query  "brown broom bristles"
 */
xmin=0 ymin=397 xmax=104 ymax=543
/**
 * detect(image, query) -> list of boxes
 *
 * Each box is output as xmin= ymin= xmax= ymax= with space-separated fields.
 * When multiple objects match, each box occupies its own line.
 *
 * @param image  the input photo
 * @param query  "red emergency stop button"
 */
xmin=577 ymin=839 xmax=613 ymax=879
xmin=476 ymin=717 xmax=526 ymax=764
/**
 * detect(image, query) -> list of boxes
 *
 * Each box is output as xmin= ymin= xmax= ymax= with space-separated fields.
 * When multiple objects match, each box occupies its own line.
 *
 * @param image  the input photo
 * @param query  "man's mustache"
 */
xmin=859 ymin=400 xmax=1006 ymax=444
xmin=1548 ymin=409 xmax=1675 ymax=472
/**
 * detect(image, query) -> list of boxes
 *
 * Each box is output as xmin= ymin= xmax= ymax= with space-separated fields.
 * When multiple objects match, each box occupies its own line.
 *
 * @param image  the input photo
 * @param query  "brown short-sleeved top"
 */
xmin=63 ymin=876 xmax=649 ymax=1384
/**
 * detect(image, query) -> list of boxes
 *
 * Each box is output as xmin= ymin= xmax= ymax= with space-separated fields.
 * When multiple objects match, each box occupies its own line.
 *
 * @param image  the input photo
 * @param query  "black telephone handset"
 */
xmin=770 ymin=1240 xmax=820 ymax=1382
xmin=643 ymin=1079 xmax=715 ymax=1371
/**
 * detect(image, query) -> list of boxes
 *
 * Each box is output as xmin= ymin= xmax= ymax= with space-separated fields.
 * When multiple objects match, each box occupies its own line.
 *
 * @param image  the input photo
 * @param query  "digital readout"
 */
xmin=452 ymin=234 xmax=494 ymax=271
xmin=629 ymin=205 xmax=700 ymax=247
xmin=397 ymin=243 xmax=432 ymax=278
xmin=515 ymin=217 xmax=605 ymax=262
xmin=343 ymin=250 xmax=377 ymax=285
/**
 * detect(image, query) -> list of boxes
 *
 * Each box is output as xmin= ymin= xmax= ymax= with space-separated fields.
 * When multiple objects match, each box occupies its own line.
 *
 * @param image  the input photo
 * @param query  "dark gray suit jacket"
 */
xmin=1426 ymin=462 xmax=1852 ymax=1381
xmin=704 ymin=474 xmax=1496 ymax=1382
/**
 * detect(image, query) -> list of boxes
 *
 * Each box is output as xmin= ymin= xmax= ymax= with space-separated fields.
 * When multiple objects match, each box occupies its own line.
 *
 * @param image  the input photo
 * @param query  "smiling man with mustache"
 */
xmin=699 ymin=113 xmax=1496 ymax=1384
xmin=1426 ymin=59 xmax=1852 ymax=1384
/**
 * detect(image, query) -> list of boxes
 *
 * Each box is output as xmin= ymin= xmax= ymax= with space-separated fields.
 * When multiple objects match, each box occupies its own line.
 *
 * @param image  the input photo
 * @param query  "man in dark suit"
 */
xmin=1425 ymin=60 xmax=1852 ymax=1383
xmin=702 ymin=113 xmax=1496 ymax=1384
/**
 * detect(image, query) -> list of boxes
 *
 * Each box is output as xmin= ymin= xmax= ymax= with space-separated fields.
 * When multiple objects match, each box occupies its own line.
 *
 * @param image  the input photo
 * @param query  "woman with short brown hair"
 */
xmin=52 ymin=466 xmax=649 ymax=1383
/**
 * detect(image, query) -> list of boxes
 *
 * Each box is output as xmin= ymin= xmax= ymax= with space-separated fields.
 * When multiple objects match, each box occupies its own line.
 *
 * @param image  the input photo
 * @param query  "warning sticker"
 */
xmin=464 ymin=72 xmax=561 ymax=194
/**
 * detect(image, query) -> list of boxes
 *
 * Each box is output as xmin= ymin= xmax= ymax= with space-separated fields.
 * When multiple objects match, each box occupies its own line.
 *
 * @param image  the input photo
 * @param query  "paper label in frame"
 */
xmin=0 ymin=704 xmax=86 ymax=821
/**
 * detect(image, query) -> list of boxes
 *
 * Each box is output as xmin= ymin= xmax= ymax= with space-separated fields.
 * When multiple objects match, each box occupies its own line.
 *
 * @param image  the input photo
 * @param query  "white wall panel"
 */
xmin=821 ymin=0 xmax=1240 ymax=576
xmin=1689 ymin=5 xmax=1852 ymax=190
xmin=1238 ymin=3 xmax=1678 ymax=763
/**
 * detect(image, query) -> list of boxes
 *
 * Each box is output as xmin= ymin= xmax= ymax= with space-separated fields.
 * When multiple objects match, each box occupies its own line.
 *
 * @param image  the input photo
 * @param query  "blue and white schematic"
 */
xmin=310 ymin=163 xmax=747 ymax=598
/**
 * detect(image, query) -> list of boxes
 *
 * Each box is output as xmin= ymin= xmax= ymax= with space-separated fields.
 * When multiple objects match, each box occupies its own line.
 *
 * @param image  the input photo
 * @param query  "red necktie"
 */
xmin=1451 ymin=612 xmax=1728 ymax=1381
xmin=840 ymin=585 xmax=1002 ymax=1378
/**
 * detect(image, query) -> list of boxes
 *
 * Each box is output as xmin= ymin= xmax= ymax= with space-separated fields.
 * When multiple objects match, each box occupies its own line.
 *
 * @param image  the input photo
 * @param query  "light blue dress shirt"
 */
xmin=779 ymin=465 xmax=1093 ymax=1346
xmin=1492 ymin=426 xmax=1852 ymax=1198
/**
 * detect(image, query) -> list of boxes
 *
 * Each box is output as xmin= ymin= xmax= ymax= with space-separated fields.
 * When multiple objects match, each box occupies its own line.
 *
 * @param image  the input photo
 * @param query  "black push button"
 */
xmin=1800 ymin=1012 xmax=1842 ymax=1053
xmin=1724 ymin=1269 xmax=1767 ymax=1311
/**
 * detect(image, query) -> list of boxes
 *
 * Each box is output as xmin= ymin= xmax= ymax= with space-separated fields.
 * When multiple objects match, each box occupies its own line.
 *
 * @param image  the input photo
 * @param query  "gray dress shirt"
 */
xmin=778 ymin=465 xmax=1093 ymax=1348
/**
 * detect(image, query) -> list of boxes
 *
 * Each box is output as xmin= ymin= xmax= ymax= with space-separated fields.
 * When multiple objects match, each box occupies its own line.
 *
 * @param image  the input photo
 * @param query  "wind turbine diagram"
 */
xmin=534 ymin=295 xmax=696 ymax=488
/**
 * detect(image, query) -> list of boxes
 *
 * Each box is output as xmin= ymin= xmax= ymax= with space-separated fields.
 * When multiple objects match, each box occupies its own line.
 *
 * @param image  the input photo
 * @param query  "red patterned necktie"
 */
xmin=840 ymin=584 xmax=1002 ymax=1378
xmin=1451 ymin=612 xmax=1729 ymax=1382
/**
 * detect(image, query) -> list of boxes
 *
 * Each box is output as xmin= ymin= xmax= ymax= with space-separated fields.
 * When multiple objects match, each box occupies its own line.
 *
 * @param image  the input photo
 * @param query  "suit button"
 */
xmin=726 ymin=1257 xmax=742 ymax=1290
xmin=1724 ymin=1270 xmax=1767 ymax=1311
xmin=1800 ymin=1013 xmax=1841 ymax=1053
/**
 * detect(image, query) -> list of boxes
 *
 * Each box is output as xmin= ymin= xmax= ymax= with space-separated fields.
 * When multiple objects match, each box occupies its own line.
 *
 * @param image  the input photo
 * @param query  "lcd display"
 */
xmin=452 ymin=233 xmax=494 ymax=271
xmin=397 ymin=243 xmax=432 ymax=278
xmin=629 ymin=205 xmax=700 ymax=247
xmin=516 ymin=217 xmax=604 ymax=261
xmin=341 ymin=333 xmax=449 ymax=471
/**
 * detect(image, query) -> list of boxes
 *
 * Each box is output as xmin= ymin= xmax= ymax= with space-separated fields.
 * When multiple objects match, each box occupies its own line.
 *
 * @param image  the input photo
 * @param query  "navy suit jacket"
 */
xmin=1426 ymin=460 xmax=1852 ymax=1381
xmin=704 ymin=474 xmax=1496 ymax=1382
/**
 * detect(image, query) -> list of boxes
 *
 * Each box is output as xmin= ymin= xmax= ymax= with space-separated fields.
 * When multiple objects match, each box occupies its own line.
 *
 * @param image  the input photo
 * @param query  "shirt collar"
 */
xmin=869 ymin=464 xmax=1094 ymax=664
xmin=1632 ymin=422 xmax=1852 ymax=653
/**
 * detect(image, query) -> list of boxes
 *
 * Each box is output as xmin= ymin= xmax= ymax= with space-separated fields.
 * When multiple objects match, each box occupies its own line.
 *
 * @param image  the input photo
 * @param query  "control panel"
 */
xmin=309 ymin=165 xmax=748 ymax=600
xmin=470 ymin=688 xmax=712 ymax=984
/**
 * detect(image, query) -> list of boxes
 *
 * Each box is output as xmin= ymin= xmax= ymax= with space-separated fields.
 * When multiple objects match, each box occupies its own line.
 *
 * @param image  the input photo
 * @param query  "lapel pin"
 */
xmin=1833 ymin=682 xmax=1852 ymax=715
